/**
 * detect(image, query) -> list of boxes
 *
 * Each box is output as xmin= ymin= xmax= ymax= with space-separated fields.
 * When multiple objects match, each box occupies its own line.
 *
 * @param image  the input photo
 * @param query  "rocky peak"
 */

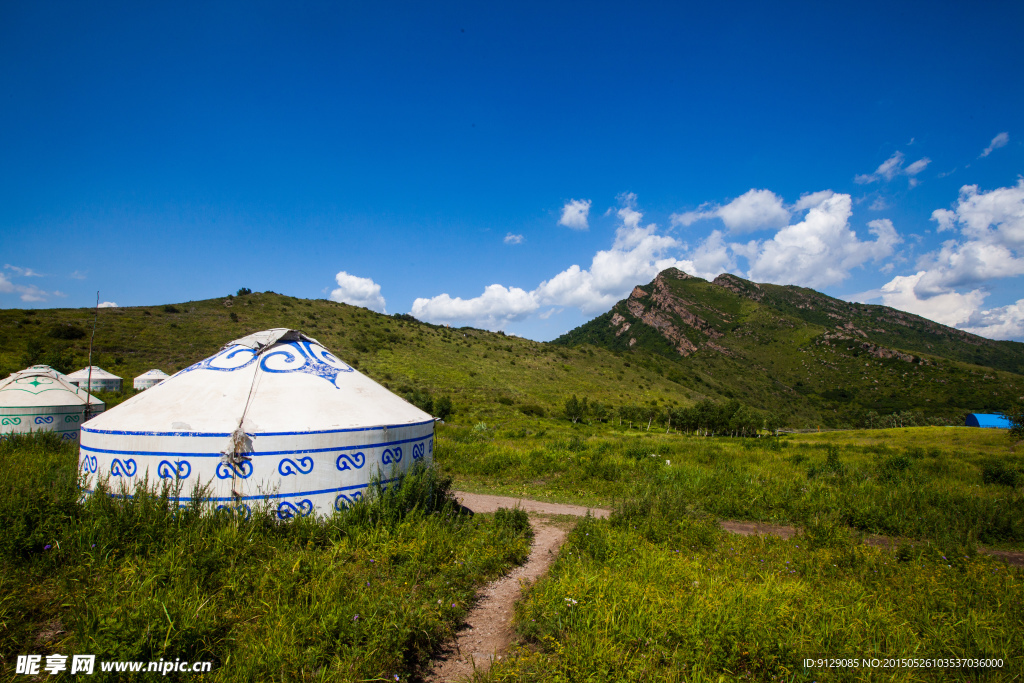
xmin=712 ymin=273 xmax=763 ymax=301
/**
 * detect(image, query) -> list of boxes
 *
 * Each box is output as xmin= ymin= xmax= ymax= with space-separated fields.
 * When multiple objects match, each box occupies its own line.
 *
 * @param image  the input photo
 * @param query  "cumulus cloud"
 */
xmin=672 ymin=189 xmax=791 ymax=233
xmin=411 ymin=284 xmax=538 ymax=328
xmin=854 ymin=151 xmax=930 ymax=186
xmin=504 ymin=233 xmax=524 ymax=245
xmin=879 ymin=271 xmax=987 ymax=327
xmin=329 ymin=271 xmax=387 ymax=313
xmin=98 ymin=301 xmax=118 ymax=308
xmin=411 ymin=195 xmax=692 ymax=329
xmin=960 ymin=298 xmax=1024 ymax=339
xmin=793 ymin=190 xmax=836 ymax=212
xmin=558 ymin=199 xmax=591 ymax=230
xmin=744 ymin=194 xmax=901 ymax=289
xmin=979 ymin=132 xmax=1009 ymax=158
xmin=873 ymin=180 xmax=1024 ymax=340
xmin=915 ymin=180 xmax=1024 ymax=295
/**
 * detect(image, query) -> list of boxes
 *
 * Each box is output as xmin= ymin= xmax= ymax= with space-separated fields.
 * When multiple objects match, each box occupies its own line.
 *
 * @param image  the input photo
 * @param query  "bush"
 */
xmin=236 ymin=287 xmax=252 ymax=296
xmin=518 ymin=403 xmax=545 ymax=418
xmin=47 ymin=324 xmax=86 ymax=340
xmin=435 ymin=395 xmax=453 ymax=421
xmin=163 ymin=305 xmax=180 ymax=313
xmin=981 ymin=460 xmax=1020 ymax=488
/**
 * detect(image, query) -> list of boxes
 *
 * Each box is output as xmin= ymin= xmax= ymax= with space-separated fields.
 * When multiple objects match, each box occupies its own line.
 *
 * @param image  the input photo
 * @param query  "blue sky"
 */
xmin=2 ymin=1 xmax=1023 ymax=341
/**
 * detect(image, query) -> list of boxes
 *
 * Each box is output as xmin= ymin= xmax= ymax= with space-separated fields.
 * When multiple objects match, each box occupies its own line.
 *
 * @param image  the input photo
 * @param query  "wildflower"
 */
xmin=44 ymin=545 xmax=52 ymax=551
xmin=353 ymin=614 xmax=359 ymax=621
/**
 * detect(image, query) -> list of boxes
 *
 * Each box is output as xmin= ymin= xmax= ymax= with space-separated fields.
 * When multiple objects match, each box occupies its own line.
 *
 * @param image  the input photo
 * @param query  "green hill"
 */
xmin=553 ymin=268 xmax=1024 ymax=426
xmin=3 ymin=274 xmax=1023 ymax=429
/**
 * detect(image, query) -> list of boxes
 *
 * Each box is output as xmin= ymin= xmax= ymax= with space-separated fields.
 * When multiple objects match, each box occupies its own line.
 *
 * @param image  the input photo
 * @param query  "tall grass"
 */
xmin=0 ymin=433 xmax=532 ymax=681
xmin=437 ymin=425 xmax=1024 ymax=549
xmin=485 ymin=506 xmax=1024 ymax=682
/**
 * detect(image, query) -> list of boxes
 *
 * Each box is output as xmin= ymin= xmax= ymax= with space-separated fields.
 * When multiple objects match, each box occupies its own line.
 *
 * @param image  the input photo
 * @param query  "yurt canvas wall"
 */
xmin=67 ymin=366 xmax=122 ymax=392
xmin=133 ymin=369 xmax=169 ymax=390
xmin=1 ymin=365 xmax=105 ymax=441
xmin=79 ymin=329 xmax=434 ymax=519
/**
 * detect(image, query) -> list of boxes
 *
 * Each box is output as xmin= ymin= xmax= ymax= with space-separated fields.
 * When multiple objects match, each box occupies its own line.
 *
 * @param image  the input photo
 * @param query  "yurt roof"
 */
xmin=67 ymin=366 xmax=122 ymax=380
xmin=83 ymin=328 xmax=432 ymax=435
xmin=0 ymin=366 xmax=105 ymax=408
xmin=135 ymin=369 xmax=170 ymax=379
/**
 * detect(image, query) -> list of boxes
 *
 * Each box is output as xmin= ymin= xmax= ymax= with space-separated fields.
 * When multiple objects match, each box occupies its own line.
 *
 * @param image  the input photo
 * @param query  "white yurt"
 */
xmin=133 ymin=369 xmax=169 ymax=391
xmin=1 ymin=365 xmax=105 ymax=441
xmin=79 ymin=329 xmax=434 ymax=519
xmin=67 ymin=366 xmax=122 ymax=393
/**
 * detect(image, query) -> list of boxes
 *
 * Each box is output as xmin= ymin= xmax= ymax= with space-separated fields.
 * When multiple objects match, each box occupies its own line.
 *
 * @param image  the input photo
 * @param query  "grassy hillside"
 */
xmin=0 ymin=292 xmax=708 ymax=422
xmin=3 ymin=278 xmax=1023 ymax=428
xmin=554 ymin=269 xmax=1024 ymax=427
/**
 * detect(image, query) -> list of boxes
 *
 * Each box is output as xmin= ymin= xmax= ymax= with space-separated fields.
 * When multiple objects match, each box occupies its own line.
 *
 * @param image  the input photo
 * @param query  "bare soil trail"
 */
xmin=425 ymin=492 xmax=1023 ymax=682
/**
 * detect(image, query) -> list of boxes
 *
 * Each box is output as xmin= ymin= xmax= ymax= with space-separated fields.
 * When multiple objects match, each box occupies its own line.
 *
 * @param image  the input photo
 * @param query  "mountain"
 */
xmin=553 ymin=268 xmax=1024 ymax=425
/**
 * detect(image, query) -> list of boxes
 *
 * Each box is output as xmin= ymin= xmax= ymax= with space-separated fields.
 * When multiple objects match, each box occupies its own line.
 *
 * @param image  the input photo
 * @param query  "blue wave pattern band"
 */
xmin=277 ymin=499 xmax=314 ymax=519
xmin=382 ymin=446 xmax=403 ymax=464
xmin=216 ymin=461 xmax=254 ymax=479
xmin=35 ymin=416 xmax=54 ymax=424
xmin=177 ymin=340 xmax=354 ymax=389
xmin=82 ymin=455 xmax=98 ymax=473
xmin=278 ymin=457 xmax=314 ymax=476
xmin=158 ymin=459 xmax=192 ymax=479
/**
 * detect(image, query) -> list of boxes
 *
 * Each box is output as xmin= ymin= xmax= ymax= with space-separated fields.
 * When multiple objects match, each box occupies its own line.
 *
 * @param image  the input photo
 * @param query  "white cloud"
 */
xmin=504 ymin=233 xmax=524 ymax=245
xmin=917 ymin=180 xmax=1024 ymax=294
xmin=412 ymin=195 xmax=693 ymax=329
xmin=0 ymin=272 xmax=54 ymax=302
xmin=879 ymin=271 xmax=987 ymax=327
xmin=329 ymin=271 xmax=387 ymax=313
xmin=558 ymin=199 xmax=591 ymax=230
xmin=744 ymin=194 xmax=901 ymax=289
xmin=69 ymin=270 xmax=87 ymax=280
xmin=869 ymin=197 xmax=889 ymax=211
xmin=960 ymin=298 xmax=1024 ymax=340
xmin=4 ymin=264 xmax=43 ymax=277
xmin=854 ymin=151 xmax=930 ymax=185
xmin=874 ymin=180 xmax=1024 ymax=340
xmin=979 ymin=132 xmax=1009 ymax=158
xmin=411 ymin=284 xmax=538 ymax=329
xmin=904 ymin=158 xmax=931 ymax=176
xmin=677 ymin=230 xmax=739 ymax=281
xmin=793 ymin=190 xmax=835 ymax=212
xmin=98 ymin=301 xmax=118 ymax=308
xmin=671 ymin=189 xmax=791 ymax=233
xmin=538 ymin=307 xmax=561 ymax=320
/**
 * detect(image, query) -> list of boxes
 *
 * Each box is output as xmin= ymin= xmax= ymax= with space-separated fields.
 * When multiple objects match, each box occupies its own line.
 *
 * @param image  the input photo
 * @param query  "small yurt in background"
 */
xmin=134 ymin=369 xmax=169 ymax=390
xmin=1 ymin=365 xmax=105 ymax=441
xmin=67 ymin=366 xmax=122 ymax=393
xmin=965 ymin=413 xmax=1011 ymax=429
xmin=79 ymin=329 xmax=434 ymax=519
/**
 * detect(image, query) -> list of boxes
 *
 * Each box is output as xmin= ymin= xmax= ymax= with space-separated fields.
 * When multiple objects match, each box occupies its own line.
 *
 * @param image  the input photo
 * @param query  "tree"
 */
xmin=565 ymin=395 xmax=584 ymax=424
xmin=1006 ymin=404 xmax=1024 ymax=441
xmin=435 ymin=395 xmax=453 ymax=421
xmin=236 ymin=287 xmax=252 ymax=296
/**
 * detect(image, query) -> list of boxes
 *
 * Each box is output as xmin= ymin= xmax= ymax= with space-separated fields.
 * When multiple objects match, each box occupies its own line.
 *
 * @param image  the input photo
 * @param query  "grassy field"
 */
xmin=484 ymin=513 xmax=1022 ymax=682
xmin=436 ymin=424 xmax=1024 ymax=551
xmin=0 ymin=433 xmax=532 ymax=682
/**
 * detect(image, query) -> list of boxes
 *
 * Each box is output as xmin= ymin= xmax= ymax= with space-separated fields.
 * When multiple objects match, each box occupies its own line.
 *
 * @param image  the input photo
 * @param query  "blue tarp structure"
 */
xmin=965 ymin=413 xmax=1012 ymax=429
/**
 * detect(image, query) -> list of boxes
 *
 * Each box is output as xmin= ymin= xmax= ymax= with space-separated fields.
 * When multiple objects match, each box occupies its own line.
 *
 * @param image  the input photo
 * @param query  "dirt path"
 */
xmin=426 ymin=492 xmax=1023 ymax=682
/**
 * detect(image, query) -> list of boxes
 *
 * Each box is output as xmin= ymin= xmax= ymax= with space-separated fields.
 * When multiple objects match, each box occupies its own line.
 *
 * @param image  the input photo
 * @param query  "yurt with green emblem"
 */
xmin=79 ymin=329 xmax=435 ymax=519
xmin=0 ymin=365 xmax=105 ymax=441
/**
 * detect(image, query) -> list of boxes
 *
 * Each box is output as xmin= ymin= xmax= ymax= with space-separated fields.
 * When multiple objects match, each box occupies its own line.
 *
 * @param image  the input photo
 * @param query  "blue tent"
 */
xmin=965 ymin=413 xmax=1011 ymax=429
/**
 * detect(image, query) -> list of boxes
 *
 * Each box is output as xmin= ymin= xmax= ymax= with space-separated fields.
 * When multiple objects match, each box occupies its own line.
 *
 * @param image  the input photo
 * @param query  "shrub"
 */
xmin=163 ymin=305 xmax=180 ymax=313
xmin=518 ymin=403 xmax=545 ymax=418
xmin=981 ymin=460 xmax=1020 ymax=488
xmin=47 ymin=324 xmax=86 ymax=340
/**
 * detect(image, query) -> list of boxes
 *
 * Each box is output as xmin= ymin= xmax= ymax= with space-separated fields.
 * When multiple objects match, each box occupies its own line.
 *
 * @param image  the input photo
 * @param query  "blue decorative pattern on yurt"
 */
xmin=177 ymin=341 xmax=354 ymax=388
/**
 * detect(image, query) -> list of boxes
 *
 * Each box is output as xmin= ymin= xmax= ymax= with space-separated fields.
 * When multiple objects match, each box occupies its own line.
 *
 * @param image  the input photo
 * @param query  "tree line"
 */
xmin=564 ymin=395 xmax=783 ymax=437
